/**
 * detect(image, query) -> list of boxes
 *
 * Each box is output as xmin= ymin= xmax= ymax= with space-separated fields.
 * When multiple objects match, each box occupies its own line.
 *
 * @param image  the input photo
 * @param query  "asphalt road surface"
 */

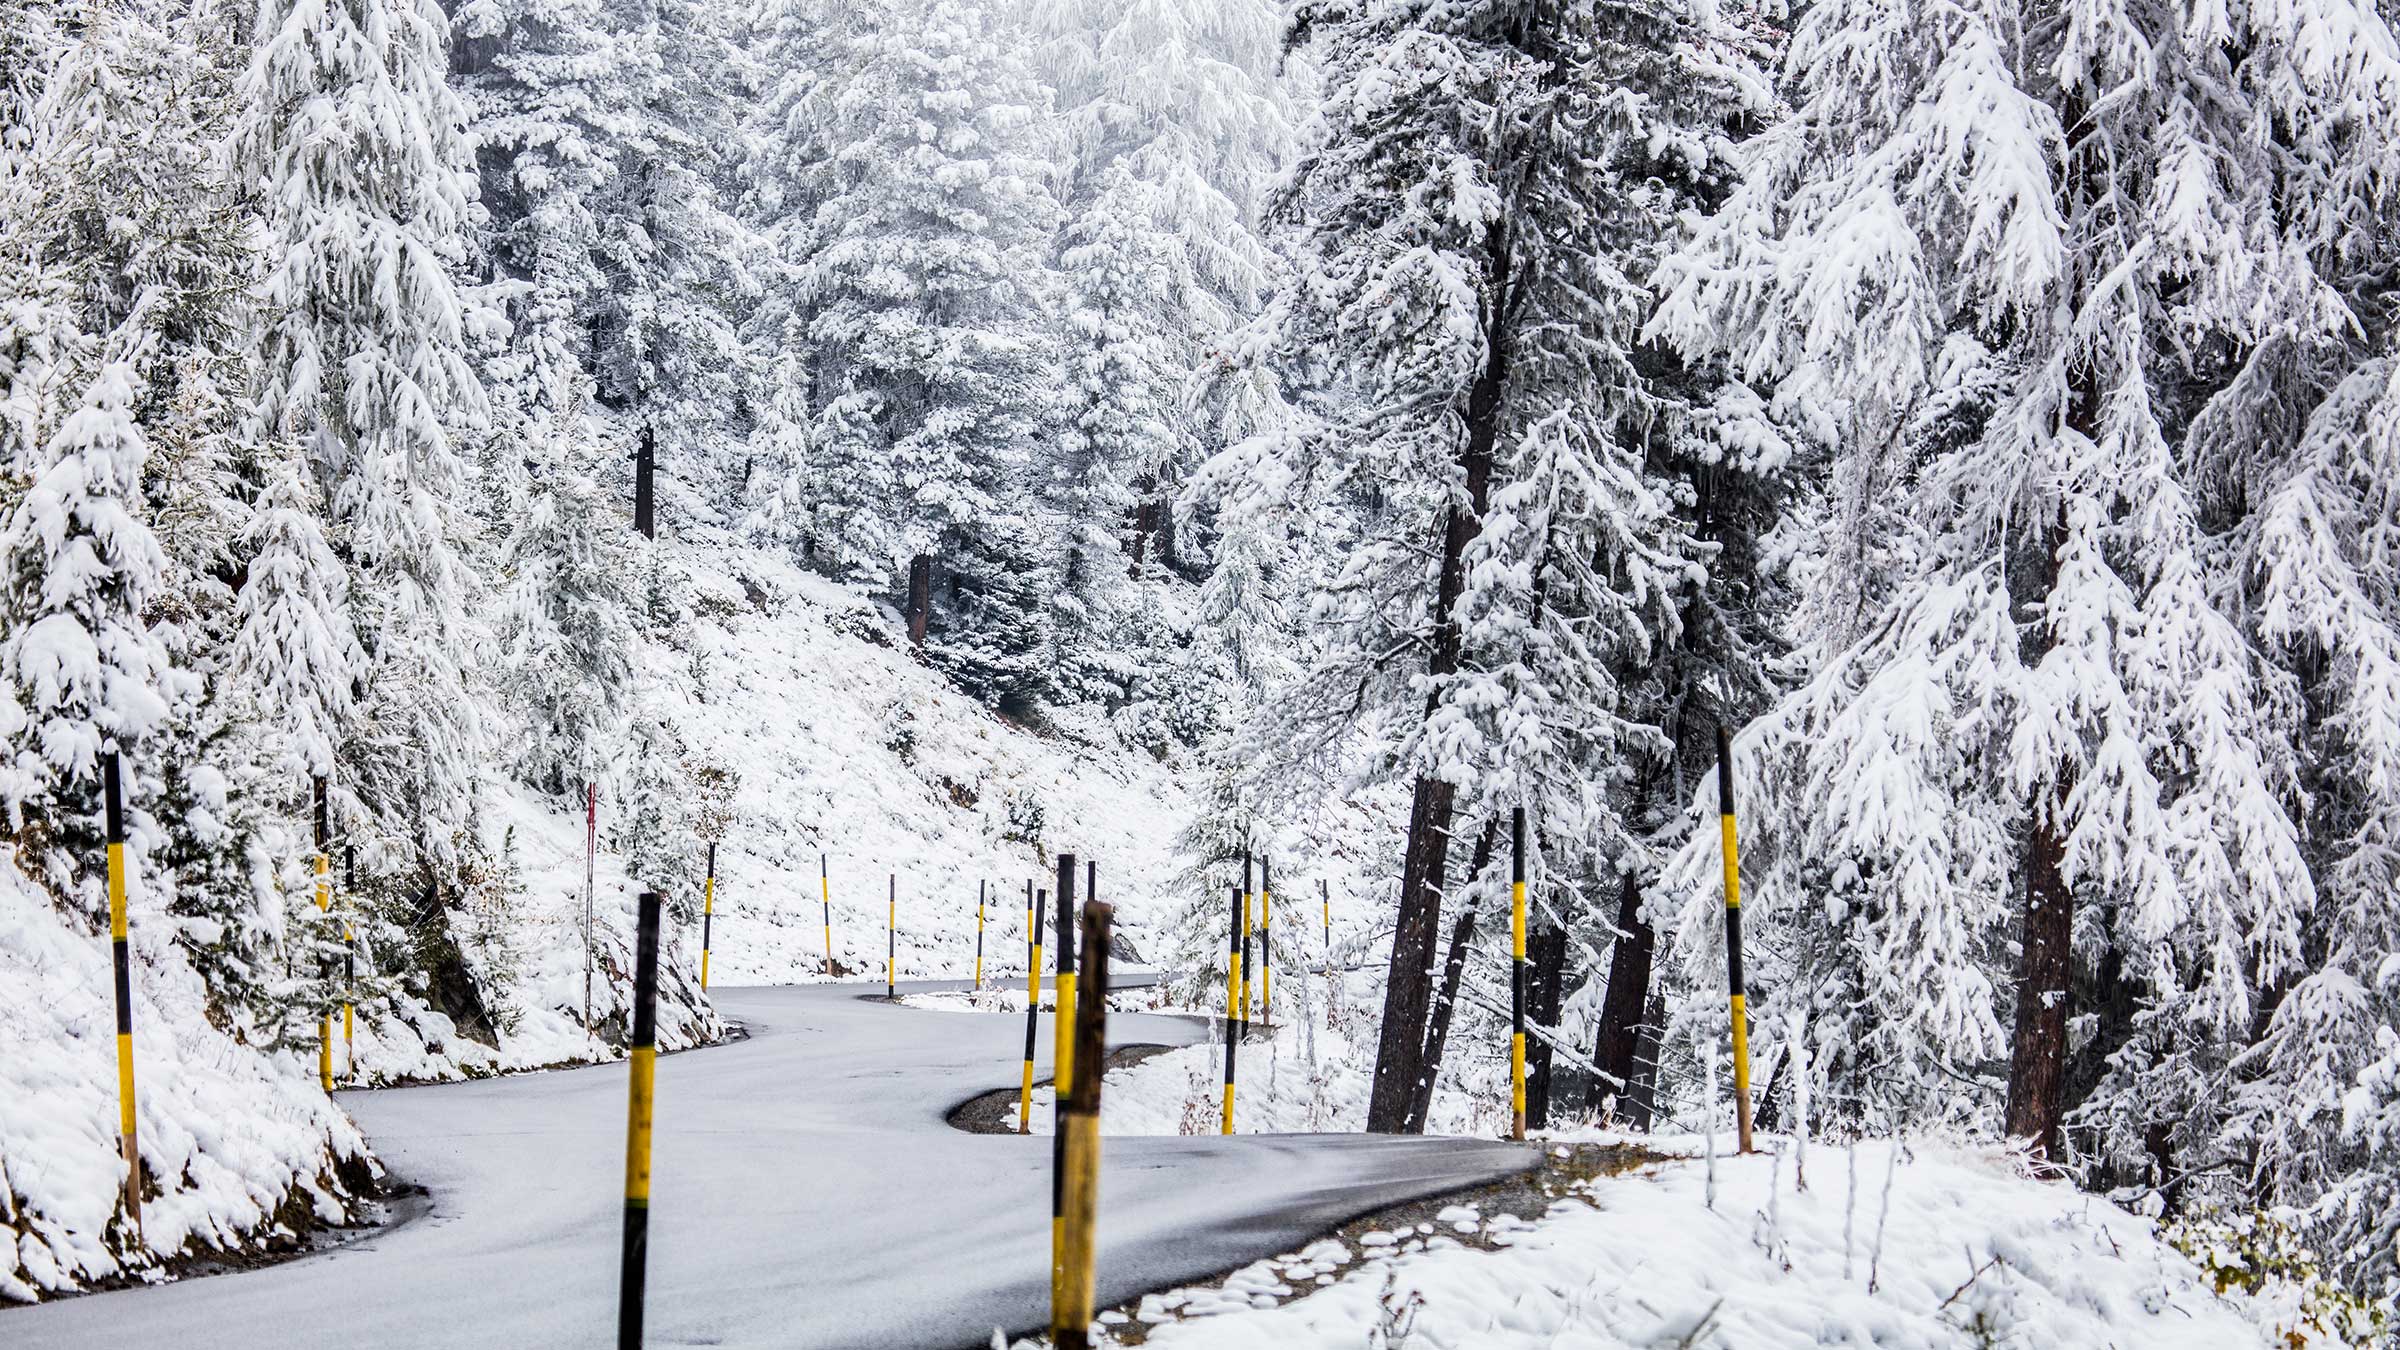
xmin=9 ymin=980 xmax=1536 ymax=1349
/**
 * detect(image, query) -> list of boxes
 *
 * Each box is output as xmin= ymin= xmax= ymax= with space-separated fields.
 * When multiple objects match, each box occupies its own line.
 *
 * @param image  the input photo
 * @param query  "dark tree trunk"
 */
xmin=1365 ymin=218 xmax=1513 ymax=1134
xmin=1619 ymin=993 xmax=1666 ymax=1130
xmin=1403 ymin=818 xmax=1501 ymax=1130
xmin=1589 ymin=870 xmax=1655 ymax=1115
xmin=905 ymin=553 xmax=932 ymax=652
xmin=1369 ymin=778 xmax=1458 ymax=1132
xmin=1403 ymin=905 xmax=1480 ymax=1133
xmin=2005 ymin=85 xmax=2105 ymax=1169
xmin=2005 ymin=804 xmax=2074 ymax=1160
xmin=1128 ymin=489 xmax=1161 ymax=577
xmin=1526 ymin=922 xmax=1568 ymax=1128
xmin=416 ymin=878 xmax=497 ymax=1049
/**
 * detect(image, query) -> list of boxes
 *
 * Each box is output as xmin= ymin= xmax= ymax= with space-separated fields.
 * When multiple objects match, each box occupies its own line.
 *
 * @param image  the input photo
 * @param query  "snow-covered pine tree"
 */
xmin=1048 ymin=168 xmax=1186 ymax=704
xmin=1648 ymin=0 xmax=2400 ymax=1171
xmin=459 ymin=0 xmax=759 ymax=491
xmin=583 ymin=0 xmax=757 ymax=519
xmin=0 ymin=353 xmax=172 ymax=895
xmin=451 ymin=0 xmax=621 ymax=525
xmin=229 ymin=455 xmax=361 ymax=781
xmin=237 ymin=0 xmax=490 ymax=873
xmin=493 ymin=381 xmax=637 ymax=799
xmin=2 ymin=0 xmax=285 ymax=972
xmin=1229 ymin=0 xmax=1743 ymax=1133
xmin=1024 ymin=0 xmax=1293 ymax=573
xmin=2231 ymin=349 xmax=2400 ymax=1291
xmin=774 ymin=0 xmax=1065 ymax=705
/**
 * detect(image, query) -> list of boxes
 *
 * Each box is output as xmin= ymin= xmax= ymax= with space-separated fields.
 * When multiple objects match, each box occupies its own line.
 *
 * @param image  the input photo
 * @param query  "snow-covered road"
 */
xmin=9 ymin=981 xmax=1536 ymax=1348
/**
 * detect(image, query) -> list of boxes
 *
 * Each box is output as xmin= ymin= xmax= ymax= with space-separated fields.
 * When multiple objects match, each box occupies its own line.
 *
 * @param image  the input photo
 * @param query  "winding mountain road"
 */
xmin=9 ymin=981 xmax=1535 ymax=1349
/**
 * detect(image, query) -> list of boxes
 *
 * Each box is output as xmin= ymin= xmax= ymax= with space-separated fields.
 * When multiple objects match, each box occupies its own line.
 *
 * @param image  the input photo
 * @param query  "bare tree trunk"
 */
xmin=1526 ymin=922 xmax=1568 ymax=1128
xmin=1589 ymin=870 xmax=1653 ymax=1115
xmin=1128 ymin=486 xmax=1159 ymax=577
xmin=1365 ymin=218 xmax=1512 ymax=1134
xmin=905 ymin=552 xmax=932 ymax=652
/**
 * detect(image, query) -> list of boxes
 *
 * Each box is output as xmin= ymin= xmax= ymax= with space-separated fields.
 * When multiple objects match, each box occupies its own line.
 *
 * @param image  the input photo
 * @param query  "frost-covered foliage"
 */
xmin=1647 ymin=0 xmax=2400 ymax=1295
xmin=236 ymin=0 xmax=490 ymax=870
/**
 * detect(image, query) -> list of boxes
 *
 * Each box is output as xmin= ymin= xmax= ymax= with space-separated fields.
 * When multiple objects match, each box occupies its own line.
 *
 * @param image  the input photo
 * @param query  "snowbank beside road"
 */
xmin=1115 ymin=1139 xmax=2315 ymax=1349
xmin=0 ymin=867 xmax=370 ymax=1303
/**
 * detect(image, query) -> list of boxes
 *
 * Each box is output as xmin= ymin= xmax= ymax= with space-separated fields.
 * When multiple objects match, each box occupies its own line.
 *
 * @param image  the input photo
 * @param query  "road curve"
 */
xmin=8 ymin=981 xmax=1536 ymax=1349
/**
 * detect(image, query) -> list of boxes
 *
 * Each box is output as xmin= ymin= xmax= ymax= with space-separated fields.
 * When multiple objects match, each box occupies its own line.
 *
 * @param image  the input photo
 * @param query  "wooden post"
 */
xmin=1053 ymin=900 xmax=1113 ymax=1350
xmin=619 ymin=890 xmax=663 ymax=1349
xmin=1241 ymin=851 xmax=1254 ymax=1023
xmin=1717 ymin=725 xmax=1755 ymax=1154
xmin=584 ymin=782 xmax=597 ymax=1036
xmin=1259 ymin=856 xmax=1272 ymax=1022
xmin=633 ymin=423 xmax=656 ymax=539
xmin=103 ymin=752 xmax=141 ymax=1237
xmin=343 ymin=845 xmax=356 ymax=1082
xmin=1221 ymin=882 xmax=1240 ymax=1135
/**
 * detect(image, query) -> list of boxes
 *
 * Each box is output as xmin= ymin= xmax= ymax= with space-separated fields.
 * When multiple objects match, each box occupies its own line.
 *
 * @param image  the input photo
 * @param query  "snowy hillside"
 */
xmin=661 ymin=548 xmax=1194 ymax=983
xmin=0 ymin=866 xmax=370 ymax=1301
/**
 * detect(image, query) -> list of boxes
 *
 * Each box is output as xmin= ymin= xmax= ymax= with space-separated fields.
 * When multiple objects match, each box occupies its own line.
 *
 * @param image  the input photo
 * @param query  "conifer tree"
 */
xmin=494 ymin=384 xmax=637 ymax=798
xmin=1650 ymin=0 xmax=2400 ymax=1165
xmin=237 ymin=0 xmax=490 ymax=871
xmin=774 ymin=0 xmax=1065 ymax=700
xmin=1232 ymin=0 xmax=1745 ymax=1132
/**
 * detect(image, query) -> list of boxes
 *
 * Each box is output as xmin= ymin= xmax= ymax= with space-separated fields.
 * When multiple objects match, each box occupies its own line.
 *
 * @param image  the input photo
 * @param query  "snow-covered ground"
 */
xmin=0 ymin=866 xmax=369 ymax=1302
xmin=1092 ymin=1139 xmax=2314 ymax=1349
xmin=656 ymin=551 xmax=1197 ymax=983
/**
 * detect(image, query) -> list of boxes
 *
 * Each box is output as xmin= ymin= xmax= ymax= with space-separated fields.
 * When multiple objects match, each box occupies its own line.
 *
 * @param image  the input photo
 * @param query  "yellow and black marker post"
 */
xmin=1019 ymin=886 xmax=1046 ymax=1134
xmin=1049 ymin=854 xmax=1079 ymax=1311
xmin=886 ymin=872 xmax=897 ymax=999
xmin=973 ymin=879 xmax=985 ymax=989
xmin=103 ymin=752 xmax=141 ymax=1236
xmin=343 ymin=846 xmax=356 ymax=1082
xmin=1717 ymin=725 xmax=1755 ymax=1154
xmin=1220 ymin=882 xmax=1240 ymax=1135
xmin=818 ymin=853 xmax=834 ymax=976
xmin=619 ymin=890 xmax=662 ymax=1350
xmin=313 ymin=776 xmax=332 ymax=1095
xmin=700 ymin=844 xmax=716 ymax=991
xmin=1510 ymin=807 xmax=1528 ymax=1142
xmin=1321 ymin=877 xmax=1331 ymax=952
xmin=1240 ymin=852 xmax=1254 ymax=1023
xmin=1053 ymin=898 xmax=1113 ymax=1350
xmin=1259 ymin=856 xmax=1272 ymax=1022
